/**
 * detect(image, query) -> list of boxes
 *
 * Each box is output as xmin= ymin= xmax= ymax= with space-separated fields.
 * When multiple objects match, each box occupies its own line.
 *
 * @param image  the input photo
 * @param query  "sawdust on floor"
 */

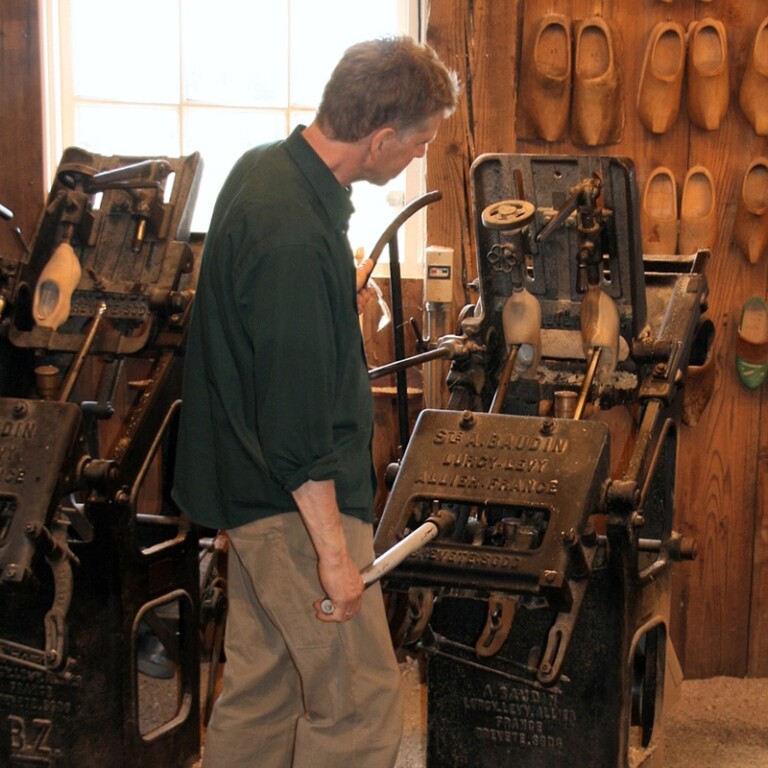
xmin=192 ymin=659 xmax=768 ymax=768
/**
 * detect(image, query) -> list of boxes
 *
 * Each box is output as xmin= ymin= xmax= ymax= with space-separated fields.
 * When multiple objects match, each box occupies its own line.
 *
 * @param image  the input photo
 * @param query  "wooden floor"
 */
xmin=191 ymin=660 xmax=768 ymax=768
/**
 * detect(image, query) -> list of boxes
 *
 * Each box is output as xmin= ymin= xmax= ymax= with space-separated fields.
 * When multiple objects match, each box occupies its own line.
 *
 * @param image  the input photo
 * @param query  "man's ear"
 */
xmin=369 ymin=126 xmax=397 ymax=154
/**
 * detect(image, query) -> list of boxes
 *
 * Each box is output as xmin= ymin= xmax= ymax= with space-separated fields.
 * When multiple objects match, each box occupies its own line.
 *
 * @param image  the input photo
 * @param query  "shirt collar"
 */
xmin=285 ymin=125 xmax=354 ymax=233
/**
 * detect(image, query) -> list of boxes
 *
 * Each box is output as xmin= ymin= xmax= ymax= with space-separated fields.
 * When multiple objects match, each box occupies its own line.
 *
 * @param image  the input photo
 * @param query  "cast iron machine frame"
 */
xmin=0 ymin=146 xmax=203 ymax=767
xmin=374 ymin=154 xmax=708 ymax=768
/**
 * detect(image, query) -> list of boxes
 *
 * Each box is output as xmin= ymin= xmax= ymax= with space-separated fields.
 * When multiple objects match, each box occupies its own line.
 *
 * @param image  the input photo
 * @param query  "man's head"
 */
xmin=316 ymin=36 xmax=460 ymax=143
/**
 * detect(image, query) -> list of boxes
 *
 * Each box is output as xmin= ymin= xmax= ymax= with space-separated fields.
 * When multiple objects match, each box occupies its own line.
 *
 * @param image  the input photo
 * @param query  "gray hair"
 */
xmin=316 ymin=36 xmax=460 ymax=142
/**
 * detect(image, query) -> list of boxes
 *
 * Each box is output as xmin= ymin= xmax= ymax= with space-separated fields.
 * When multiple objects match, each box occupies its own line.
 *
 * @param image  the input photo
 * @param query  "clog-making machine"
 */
xmin=0 ymin=146 xmax=709 ymax=768
xmin=372 ymin=153 xmax=709 ymax=768
xmin=0 ymin=147 xmax=204 ymax=767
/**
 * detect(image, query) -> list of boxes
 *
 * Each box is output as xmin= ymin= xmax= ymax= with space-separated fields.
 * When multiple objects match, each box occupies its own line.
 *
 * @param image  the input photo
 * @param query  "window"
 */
xmin=41 ymin=0 xmax=426 ymax=276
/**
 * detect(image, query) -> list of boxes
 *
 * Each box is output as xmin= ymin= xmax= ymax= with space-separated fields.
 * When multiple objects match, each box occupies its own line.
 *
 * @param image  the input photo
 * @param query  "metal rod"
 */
xmin=573 ymin=346 xmax=602 ymax=420
xmin=360 ymin=520 xmax=440 ymax=587
xmin=489 ymin=344 xmax=520 ymax=414
xmin=388 ymin=234 xmax=410 ymax=451
xmin=14 ymin=227 xmax=31 ymax=254
xmin=368 ymin=345 xmax=452 ymax=380
xmin=58 ymin=302 xmax=107 ymax=402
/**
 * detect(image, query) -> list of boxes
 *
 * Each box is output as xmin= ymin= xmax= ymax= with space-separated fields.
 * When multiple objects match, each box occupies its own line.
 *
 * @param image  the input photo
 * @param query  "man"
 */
xmin=172 ymin=36 xmax=459 ymax=768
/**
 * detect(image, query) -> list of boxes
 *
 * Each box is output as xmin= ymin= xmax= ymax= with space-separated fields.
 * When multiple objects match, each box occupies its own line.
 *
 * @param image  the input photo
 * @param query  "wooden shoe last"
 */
xmin=571 ymin=17 xmax=624 ymax=147
xmin=33 ymin=241 xmax=82 ymax=330
xmin=641 ymin=167 xmax=678 ymax=255
xmin=502 ymin=286 xmax=542 ymax=380
xmin=518 ymin=14 xmax=572 ymax=142
xmin=679 ymin=165 xmax=717 ymax=255
xmin=733 ymin=158 xmax=768 ymax=265
xmin=637 ymin=21 xmax=686 ymax=134
xmin=739 ymin=15 xmax=768 ymax=136
xmin=686 ymin=18 xmax=729 ymax=131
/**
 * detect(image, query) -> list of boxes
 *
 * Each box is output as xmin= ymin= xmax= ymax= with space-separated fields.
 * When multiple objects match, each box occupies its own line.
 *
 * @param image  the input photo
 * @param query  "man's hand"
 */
xmin=292 ymin=478 xmax=364 ymax=623
xmin=356 ymin=259 xmax=377 ymax=313
xmin=313 ymin=549 xmax=364 ymax=622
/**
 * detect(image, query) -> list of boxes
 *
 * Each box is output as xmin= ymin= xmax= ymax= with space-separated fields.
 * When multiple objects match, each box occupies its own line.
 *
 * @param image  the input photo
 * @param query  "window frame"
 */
xmin=39 ymin=0 xmax=429 ymax=279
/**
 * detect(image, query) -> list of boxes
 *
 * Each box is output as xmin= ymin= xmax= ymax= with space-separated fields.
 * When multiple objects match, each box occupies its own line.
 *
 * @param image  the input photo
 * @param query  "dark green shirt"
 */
xmin=172 ymin=126 xmax=375 ymax=529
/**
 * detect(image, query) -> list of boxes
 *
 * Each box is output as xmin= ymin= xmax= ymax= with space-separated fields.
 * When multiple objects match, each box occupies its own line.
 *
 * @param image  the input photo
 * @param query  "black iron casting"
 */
xmin=374 ymin=153 xmax=707 ymax=768
xmin=0 ymin=147 xmax=203 ymax=768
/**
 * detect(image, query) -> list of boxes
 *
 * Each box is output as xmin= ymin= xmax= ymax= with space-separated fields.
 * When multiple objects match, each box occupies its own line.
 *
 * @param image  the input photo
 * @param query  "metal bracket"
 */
xmin=536 ymin=540 xmax=598 ymax=686
xmin=401 ymin=587 xmax=435 ymax=646
xmin=475 ymin=594 xmax=520 ymax=657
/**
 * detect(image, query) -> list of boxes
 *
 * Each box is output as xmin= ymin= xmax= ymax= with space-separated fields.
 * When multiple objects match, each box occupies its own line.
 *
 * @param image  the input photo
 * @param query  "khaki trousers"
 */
xmin=202 ymin=513 xmax=403 ymax=768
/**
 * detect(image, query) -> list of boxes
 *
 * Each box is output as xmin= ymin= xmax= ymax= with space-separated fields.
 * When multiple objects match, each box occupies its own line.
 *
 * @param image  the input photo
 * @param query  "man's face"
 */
xmin=362 ymin=113 xmax=443 ymax=186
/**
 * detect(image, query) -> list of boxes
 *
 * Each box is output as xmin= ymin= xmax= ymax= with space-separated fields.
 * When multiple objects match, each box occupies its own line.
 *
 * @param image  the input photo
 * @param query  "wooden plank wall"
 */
xmin=423 ymin=0 xmax=768 ymax=678
xmin=0 ymin=0 xmax=44 ymax=263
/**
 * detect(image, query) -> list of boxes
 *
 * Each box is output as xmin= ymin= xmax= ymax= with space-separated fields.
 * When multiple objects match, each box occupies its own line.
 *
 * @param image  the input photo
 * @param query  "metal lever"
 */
xmin=58 ymin=302 xmax=107 ymax=402
xmin=536 ymin=174 xmax=602 ymax=244
xmin=88 ymin=159 xmax=173 ymax=251
xmin=362 ymin=190 xmax=443 ymax=287
xmin=320 ymin=508 xmax=455 ymax=615
xmin=88 ymin=159 xmax=172 ymax=191
xmin=368 ymin=334 xmax=485 ymax=380
xmin=536 ymin=533 xmax=598 ymax=686
xmin=25 ymin=520 xmax=79 ymax=670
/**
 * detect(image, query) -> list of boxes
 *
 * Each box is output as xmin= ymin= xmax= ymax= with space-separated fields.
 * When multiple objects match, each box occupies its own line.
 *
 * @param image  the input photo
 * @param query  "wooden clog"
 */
xmin=679 ymin=165 xmax=717 ymax=255
xmin=686 ymin=18 xmax=729 ymax=131
xmin=733 ymin=158 xmax=768 ymax=265
xmin=682 ymin=318 xmax=715 ymax=426
xmin=637 ymin=21 xmax=686 ymax=134
xmin=736 ymin=296 xmax=768 ymax=389
xmin=571 ymin=16 xmax=624 ymax=147
xmin=739 ymin=15 xmax=768 ymax=136
xmin=641 ymin=167 xmax=678 ymax=255
xmin=518 ymin=14 xmax=572 ymax=142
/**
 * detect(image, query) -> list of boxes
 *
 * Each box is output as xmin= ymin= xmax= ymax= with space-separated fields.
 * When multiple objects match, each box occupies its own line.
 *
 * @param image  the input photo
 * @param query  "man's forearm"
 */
xmin=291 ymin=478 xmax=364 ymax=620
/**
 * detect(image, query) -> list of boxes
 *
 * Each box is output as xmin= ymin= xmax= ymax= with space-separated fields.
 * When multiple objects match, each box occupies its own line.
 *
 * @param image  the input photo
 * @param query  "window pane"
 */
xmin=349 ymin=175 xmax=406 ymax=258
xmin=290 ymin=0 xmax=399 ymax=106
xmin=57 ymin=0 xmax=416 ymax=253
xmin=75 ymin=104 xmax=180 ymax=157
xmin=182 ymin=0 xmax=289 ymax=107
xmin=290 ymin=110 xmax=316 ymax=132
xmin=183 ymin=107 xmax=287 ymax=231
xmin=70 ymin=0 xmax=180 ymax=103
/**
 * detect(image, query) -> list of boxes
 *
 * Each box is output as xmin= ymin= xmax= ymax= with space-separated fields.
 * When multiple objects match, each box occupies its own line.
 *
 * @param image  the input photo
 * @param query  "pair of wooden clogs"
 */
xmin=641 ymin=159 xmax=768 ymax=264
xmin=640 ymin=166 xmax=718 ymax=256
xmin=638 ymin=18 xmax=727 ymax=133
xmin=638 ymin=16 xmax=768 ymax=135
xmin=518 ymin=14 xmax=623 ymax=146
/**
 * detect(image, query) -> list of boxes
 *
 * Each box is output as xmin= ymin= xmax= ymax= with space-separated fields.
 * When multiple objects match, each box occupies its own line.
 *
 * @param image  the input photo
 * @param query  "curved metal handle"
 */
xmin=362 ymin=189 xmax=443 ymax=285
